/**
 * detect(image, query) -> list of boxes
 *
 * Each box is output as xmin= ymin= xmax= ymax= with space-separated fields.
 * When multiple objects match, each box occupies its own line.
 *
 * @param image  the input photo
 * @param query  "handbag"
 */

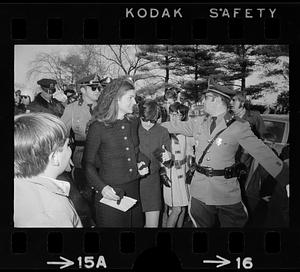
xmin=186 ymin=156 xmax=196 ymax=184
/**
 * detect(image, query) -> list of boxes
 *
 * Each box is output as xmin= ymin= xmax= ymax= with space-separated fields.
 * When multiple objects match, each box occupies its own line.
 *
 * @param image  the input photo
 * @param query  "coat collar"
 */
xmin=14 ymin=176 xmax=70 ymax=197
xmin=208 ymin=111 xmax=235 ymax=138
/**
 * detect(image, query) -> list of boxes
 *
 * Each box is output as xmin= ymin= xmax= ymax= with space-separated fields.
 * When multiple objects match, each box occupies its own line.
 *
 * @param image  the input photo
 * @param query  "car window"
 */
xmin=263 ymin=120 xmax=285 ymax=143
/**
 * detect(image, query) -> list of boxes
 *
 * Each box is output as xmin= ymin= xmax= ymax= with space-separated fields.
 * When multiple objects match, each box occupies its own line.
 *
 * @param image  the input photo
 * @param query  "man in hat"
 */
xmin=61 ymin=76 xmax=102 ymax=169
xmin=60 ymin=75 xmax=103 ymax=225
xmin=27 ymin=78 xmax=65 ymax=117
xmin=161 ymin=81 xmax=289 ymax=228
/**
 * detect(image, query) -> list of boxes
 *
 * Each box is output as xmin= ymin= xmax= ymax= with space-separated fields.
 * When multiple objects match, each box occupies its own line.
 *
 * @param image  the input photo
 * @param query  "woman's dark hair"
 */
xmin=164 ymin=88 xmax=178 ymax=101
xmin=169 ymin=102 xmax=189 ymax=121
xmin=138 ymin=99 xmax=160 ymax=123
xmin=91 ymin=78 xmax=135 ymax=125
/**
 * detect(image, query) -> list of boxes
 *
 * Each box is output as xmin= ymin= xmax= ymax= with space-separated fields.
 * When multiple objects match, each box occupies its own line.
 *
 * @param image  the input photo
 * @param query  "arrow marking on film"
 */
xmin=203 ymin=255 xmax=231 ymax=268
xmin=47 ymin=256 xmax=74 ymax=269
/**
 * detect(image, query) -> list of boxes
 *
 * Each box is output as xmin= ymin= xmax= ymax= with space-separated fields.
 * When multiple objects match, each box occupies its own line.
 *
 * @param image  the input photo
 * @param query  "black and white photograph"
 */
xmin=14 ymin=44 xmax=289 ymax=229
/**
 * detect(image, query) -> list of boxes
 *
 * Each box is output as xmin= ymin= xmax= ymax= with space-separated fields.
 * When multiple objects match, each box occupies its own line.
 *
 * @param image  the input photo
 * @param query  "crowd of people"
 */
xmin=14 ymin=75 xmax=289 ymax=228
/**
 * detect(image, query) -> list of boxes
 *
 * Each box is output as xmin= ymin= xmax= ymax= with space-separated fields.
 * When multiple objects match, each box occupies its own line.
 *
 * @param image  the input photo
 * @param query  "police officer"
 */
xmin=61 ymin=76 xmax=103 ymax=169
xmin=162 ymin=81 xmax=289 ymax=228
xmin=27 ymin=78 xmax=65 ymax=117
xmin=60 ymin=76 xmax=108 ymax=226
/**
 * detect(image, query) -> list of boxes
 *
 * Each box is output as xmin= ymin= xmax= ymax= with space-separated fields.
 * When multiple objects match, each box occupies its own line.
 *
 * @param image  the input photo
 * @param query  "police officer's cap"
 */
xmin=77 ymin=74 xmax=101 ymax=87
xmin=204 ymin=82 xmax=236 ymax=100
xmin=100 ymin=77 xmax=112 ymax=87
xmin=37 ymin=78 xmax=57 ymax=89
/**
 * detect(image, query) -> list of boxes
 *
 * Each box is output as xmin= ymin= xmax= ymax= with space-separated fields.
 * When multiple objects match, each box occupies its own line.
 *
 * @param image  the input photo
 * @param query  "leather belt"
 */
xmin=195 ymin=164 xmax=241 ymax=178
xmin=195 ymin=165 xmax=225 ymax=177
xmin=74 ymin=140 xmax=86 ymax=147
xmin=174 ymin=157 xmax=187 ymax=169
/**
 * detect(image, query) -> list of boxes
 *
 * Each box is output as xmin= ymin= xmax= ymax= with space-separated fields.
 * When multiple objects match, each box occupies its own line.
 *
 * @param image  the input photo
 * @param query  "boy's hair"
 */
xmin=234 ymin=92 xmax=247 ymax=103
xmin=14 ymin=113 xmax=67 ymax=178
xmin=233 ymin=92 xmax=251 ymax=110
xmin=138 ymin=99 xmax=160 ymax=122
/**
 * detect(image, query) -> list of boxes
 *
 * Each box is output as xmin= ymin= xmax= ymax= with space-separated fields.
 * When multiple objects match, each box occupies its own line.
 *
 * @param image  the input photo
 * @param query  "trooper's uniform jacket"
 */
xmin=61 ymin=100 xmax=93 ymax=168
xmin=162 ymin=111 xmax=286 ymax=206
xmin=27 ymin=93 xmax=65 ymax=117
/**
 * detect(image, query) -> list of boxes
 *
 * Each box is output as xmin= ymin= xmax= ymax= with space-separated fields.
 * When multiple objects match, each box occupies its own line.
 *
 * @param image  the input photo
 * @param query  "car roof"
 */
xmin=261 ymin=114 xmax=289 ymax=122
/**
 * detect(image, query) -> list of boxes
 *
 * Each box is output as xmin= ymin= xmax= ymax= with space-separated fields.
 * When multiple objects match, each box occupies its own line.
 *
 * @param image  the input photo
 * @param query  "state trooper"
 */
xmin=61 ymin=75 xmax=111 ymax=169
xmin=161 ymin=81 xmax=289 ymax=228
xmin=27 ymin=78 xmax=65 ymax=117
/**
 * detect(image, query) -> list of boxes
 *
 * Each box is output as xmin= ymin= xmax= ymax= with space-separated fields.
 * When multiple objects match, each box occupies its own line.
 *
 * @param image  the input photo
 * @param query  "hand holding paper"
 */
xmin=100 ymin=196 xmax=137 ymax=212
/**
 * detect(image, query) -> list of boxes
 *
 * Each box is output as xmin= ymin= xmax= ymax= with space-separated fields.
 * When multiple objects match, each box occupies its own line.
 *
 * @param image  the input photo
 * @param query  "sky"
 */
xmin=14 ymin=44 xmax=287 ymax=105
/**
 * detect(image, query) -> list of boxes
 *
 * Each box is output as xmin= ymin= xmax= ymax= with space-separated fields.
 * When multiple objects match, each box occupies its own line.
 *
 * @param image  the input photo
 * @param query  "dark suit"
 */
xmin=83 ymin=117 xmax=149 ymax=227
xmin=27 ymin=93 xmax=65 ymax=117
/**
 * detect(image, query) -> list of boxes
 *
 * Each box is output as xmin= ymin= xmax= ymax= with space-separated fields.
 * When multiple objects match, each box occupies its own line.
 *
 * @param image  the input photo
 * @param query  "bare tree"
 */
xmin=26 ymin=46 xmax=108 ymax=90
xmin=26 ymin=52 xmax=65 ymax=90
xmin=96 ymin=45 xmax=154 ymax=79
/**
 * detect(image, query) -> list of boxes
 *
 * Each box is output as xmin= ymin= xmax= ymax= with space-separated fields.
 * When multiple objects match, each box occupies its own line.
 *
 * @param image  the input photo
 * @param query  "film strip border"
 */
xmin=1 ymin=229 xmax=299 ymax=269
xmin=1 ymin=3 xmax=299 ymax=42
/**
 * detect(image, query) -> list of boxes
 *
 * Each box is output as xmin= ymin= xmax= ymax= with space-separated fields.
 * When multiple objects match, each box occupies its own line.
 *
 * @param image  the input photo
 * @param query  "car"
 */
xmin=261 ymin=114 xmax=289 ymax=157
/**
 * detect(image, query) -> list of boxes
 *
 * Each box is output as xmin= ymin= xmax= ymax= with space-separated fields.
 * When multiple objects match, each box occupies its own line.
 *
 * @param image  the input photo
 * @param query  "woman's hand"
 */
xmin=137 ymin=161 xmax=149 ymax=176
xmin=101 ymin=185 xmax=120 ymax=201
xmin=161 ymin=145 xmax=172 ymax=163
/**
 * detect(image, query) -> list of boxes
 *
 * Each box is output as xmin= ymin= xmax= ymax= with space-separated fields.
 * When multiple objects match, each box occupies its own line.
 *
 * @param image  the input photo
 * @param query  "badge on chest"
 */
xmin=216 ymin=137 xmax=223 ymax=146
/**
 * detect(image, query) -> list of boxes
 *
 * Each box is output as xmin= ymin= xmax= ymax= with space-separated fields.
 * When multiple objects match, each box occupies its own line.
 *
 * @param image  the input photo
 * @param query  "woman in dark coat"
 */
xmin=82 ymin=78 xmax=149 ymax=227
xmin=138 ymin=99 xmax=171 ymax=227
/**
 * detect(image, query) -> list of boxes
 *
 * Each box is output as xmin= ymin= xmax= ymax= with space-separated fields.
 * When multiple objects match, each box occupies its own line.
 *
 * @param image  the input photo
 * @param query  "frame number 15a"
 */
xmin=78 ymin=256 xmax=107 ymax=269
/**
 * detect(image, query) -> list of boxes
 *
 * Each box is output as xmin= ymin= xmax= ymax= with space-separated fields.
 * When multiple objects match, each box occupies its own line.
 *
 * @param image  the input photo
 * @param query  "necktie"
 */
xmin=87 ymin=104 xmax=93 ymax=115
xmin=210 ymin=116 xmax=217 ymax=134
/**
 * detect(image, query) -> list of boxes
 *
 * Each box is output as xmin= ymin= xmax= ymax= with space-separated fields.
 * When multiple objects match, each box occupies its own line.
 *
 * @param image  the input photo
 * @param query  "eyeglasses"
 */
xmin=170 ymin=113 xmax=182 ymax=117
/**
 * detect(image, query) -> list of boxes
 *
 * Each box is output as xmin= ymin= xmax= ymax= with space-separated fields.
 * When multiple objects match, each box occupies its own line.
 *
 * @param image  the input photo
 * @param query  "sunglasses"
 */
xmin=44 ymin=88 xmax=56 ymax=95
xmin=141 ymin=117 xmax=156 ymax=124
xmin=90 ymin=86 xmax=101 ymax=92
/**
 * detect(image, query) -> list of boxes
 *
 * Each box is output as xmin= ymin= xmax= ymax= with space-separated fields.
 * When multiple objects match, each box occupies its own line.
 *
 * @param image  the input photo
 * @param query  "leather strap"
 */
xmin=197 ymin=117 xmax=236 ymax=165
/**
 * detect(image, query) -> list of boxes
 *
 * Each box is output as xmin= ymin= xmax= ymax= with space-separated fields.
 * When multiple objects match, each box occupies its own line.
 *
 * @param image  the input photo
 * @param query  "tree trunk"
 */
xmin=241 ymin=45 xmax=246 ymax=92
xmin=165 ymin=56 xmax=169 ymax=83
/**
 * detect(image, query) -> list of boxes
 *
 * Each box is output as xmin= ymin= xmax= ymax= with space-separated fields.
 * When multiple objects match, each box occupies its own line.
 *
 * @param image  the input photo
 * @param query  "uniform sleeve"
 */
xmin=255 ymin=112 xmax=266 ymax=138
xmin=82 ymin=122 xmax=107 ymax=194
xmin=236 ymin=121 xmax=287 ymax=182
xmin=60 ymin=105 xmax=72 ymax=136
xmin=161 ymin=118 xmax=197 ymax=137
